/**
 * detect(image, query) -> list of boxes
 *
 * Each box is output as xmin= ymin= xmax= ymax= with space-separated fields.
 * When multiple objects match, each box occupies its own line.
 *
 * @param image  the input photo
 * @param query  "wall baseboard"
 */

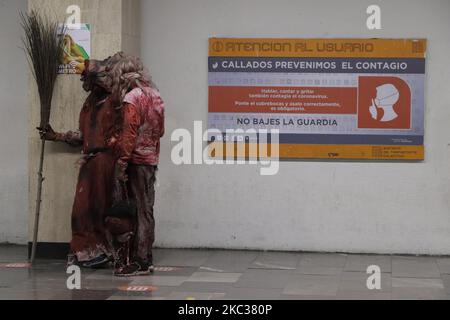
xmin=27 ymin=242 xmax=69 ymax=260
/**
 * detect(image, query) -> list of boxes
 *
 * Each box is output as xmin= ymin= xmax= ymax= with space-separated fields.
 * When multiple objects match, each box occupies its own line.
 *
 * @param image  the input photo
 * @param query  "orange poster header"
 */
xmin=209 ymin=38 xmax=427 ymax=58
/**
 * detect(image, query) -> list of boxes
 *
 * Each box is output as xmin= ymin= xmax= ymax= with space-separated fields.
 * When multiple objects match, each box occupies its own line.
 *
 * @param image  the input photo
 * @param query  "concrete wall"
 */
xmin=141 ymin=0 xmax=450 ymax=255
xmin=0 ymin=0 xmax=28 ymax=244
xmin=122 ymin=0 xmax=141 ymax=56
xmin=15 ymin=0 xmax=450 ymax=255
xmin=27 ymin=0 xmax=140 ymax=243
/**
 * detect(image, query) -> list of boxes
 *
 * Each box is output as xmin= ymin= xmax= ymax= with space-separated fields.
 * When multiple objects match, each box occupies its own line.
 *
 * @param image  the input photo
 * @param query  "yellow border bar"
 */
xmin=209 ymin=38 xmax=427 ymax=58
xmin=209 ymin=143 xmax=424 ymax=160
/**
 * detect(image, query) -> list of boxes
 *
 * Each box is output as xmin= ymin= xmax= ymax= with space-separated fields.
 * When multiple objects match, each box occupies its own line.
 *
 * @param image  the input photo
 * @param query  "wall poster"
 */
xmin=58 ymin=23 xmax=91 ymax=75
xmin=208 ymin=38 xmax=426 ymax=160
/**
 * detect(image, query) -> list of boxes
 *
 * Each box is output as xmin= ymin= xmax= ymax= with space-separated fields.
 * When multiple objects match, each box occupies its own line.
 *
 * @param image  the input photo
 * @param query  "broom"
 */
xmin=20 ymin=10 xmax=66 ymax=264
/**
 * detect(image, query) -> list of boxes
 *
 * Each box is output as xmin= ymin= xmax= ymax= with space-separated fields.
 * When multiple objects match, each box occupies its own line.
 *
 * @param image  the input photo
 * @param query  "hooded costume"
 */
xmin=46 ymin=54 xmax=125 ymax=267
xmin=109 ymin=54 xmax=165 ymax=276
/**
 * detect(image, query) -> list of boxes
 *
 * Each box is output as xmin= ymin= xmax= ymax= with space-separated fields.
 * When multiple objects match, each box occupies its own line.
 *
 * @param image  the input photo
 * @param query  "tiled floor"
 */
xmin=1 ymin=245 xmax=450 ymax=300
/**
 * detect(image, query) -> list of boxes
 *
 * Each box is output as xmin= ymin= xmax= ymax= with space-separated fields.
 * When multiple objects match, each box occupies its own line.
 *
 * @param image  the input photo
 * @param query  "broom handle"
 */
xmin=30 ymin=138 xmax=46 ymax=264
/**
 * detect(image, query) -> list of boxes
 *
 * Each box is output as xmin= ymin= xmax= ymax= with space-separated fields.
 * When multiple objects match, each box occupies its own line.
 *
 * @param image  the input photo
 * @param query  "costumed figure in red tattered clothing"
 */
xmin=108 ymin=54 xmax=165 ymax=277
xmin=38 ymin=53 xmax=126 ymax=268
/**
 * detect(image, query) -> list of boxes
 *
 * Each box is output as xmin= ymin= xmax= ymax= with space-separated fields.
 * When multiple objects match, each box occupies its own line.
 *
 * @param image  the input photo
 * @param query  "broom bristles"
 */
xmin=20 ymin=10 xmax=66 ymax=128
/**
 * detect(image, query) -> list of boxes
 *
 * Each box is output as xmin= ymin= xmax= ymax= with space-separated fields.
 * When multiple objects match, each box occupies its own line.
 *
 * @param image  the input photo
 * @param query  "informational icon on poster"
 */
xmin=208 ymin=38 xmax=426 ymax=160
xmin=58 ymin=23 xmax=91 ymax=75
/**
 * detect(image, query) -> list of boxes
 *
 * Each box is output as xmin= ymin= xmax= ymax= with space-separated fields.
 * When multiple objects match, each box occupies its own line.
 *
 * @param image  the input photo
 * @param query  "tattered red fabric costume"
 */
xmin=108 ymin=55 xmax=165 ymax=276
xmin=67 ymin=57 xmax=125 ymax=265
xmin=118 ymin=87 xmax=165 ymax=265
xmin=42 ymin=55 xmax=124 ymax=266
xmin=69 ymin=94 xmax=119 ymax=263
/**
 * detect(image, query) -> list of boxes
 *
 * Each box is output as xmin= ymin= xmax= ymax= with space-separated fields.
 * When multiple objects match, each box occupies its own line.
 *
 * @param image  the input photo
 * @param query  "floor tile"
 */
xmin=0 ymin=269 xmax=31 ymax=287
xmin=84 ymin=272 xmax=134 ymax=290
xmin=1 ymin=246 xmax=450 ymax=300
xmin=295 ymin=266 xmax=343 ymax=275
xmin=154 ymin=249 xmax=213 ymax=267
xmin=298 ymin=253 xmax=348 ymax=268
xmin=10 ymin=278 xmax=70 ymax=291
xmin=250 ymin=251 xmax=300 ymax=270
xmin=436 ymin=258 xmax=450 ymax=274
xmin=113 ymin=285 xmax=174 ymax=298
xmin=0 ymin=288 xmax=68 ymax=300
xmin=335 ymin=291 xmax=391 ymax=300
xmin=345 ymin=255 xmax=391 ymax=272
xmin=442 ymin=274 xmax=450 ymax=295
xmin=187 ymin=272 xmax=241 ymax=283
xmin=130 ymin=275 xmax=189 ymax=287
xmin=391 ymin=288 xmax=448 ymax=300
xmin=29 ymin=260 xmax=67 ymax=270
xmin=392 ymin=257 xmax=440 ymax=278
xmin=153 ymin=266 xmax=198 ymax=277
xmin=52 ymin=289 xmax=117 ymax=300
xmin=200 ymin=250 xmax=258 ymax=272
xmin=0 ymin=245 xmax=28 ymax=263
xmin=82 ymin=279 xmax=132 ymax=290
xmin=177 ymin=281 xmax=234 ymax=293
xmin=391 ymin=277 xmax=444 ymax=289
xmin=282 ymin=274 xmax=340 ymax=296
xmin=339 ymin=271 xmax=391 ymax=293
xmin=234 ymin=269 xmax=295 ymax=289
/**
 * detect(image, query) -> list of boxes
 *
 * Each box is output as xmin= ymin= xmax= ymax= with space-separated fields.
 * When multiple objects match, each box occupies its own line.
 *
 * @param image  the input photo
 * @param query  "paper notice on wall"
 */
xmin=58 ymin=24 xmax=91 ymax=75
xmin=208 ymin=38 xmax=426 ymax=160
